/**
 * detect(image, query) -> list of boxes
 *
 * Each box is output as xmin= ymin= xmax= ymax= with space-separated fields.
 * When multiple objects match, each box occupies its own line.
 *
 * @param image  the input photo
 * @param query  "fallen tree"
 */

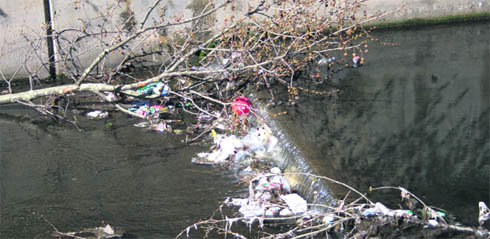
xmin=0 ymin=0 xmax=389 ymax=127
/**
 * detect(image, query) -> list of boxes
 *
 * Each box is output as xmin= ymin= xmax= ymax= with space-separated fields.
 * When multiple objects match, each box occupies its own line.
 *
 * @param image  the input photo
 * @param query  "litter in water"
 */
xmin=87 ymin=110 xmax=109 ymax=119
xmin=232 ymin=96 xmax=252 ymax=115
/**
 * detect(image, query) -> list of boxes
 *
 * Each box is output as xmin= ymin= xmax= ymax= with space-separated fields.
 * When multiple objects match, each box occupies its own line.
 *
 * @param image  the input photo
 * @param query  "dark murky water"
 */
xmin=0 ymin=22 xmax=488 ymax=239
xmin=265 ymin=22 xmax=489 ymax=225
xmin=0 ymin=108 xmax=242 ymax=238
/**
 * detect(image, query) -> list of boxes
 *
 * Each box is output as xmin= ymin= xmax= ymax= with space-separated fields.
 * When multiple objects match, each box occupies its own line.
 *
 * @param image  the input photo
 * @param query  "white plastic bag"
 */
xmin=280 ymin=193 xmax=307 ymax=215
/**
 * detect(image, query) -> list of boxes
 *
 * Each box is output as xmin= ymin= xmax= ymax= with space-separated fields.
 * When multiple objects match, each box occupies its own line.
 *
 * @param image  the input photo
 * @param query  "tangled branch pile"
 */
xmin=177 ymin=173 xmax=490 ymax=239
xmin=0 ymin=0 xmax=386 ymax=128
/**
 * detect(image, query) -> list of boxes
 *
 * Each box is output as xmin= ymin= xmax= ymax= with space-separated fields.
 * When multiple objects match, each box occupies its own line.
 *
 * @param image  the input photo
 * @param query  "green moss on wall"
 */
xmin=365 ymin=12 xmax=490 ymax=31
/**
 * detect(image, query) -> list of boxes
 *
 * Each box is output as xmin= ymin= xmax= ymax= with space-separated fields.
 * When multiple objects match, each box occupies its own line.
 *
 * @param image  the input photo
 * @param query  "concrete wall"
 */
xmin=48 ymin=0 xmax=197 ymax=75
xmin=0 ymin=0 xmax=50 ymax=79
xmin=0 ymin=0 xmax=489 ymax=79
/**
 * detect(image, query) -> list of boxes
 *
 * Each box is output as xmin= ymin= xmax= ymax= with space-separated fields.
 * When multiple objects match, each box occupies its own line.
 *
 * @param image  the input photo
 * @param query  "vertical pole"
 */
xmin=43 ymin=0 xmax=56 ymax=80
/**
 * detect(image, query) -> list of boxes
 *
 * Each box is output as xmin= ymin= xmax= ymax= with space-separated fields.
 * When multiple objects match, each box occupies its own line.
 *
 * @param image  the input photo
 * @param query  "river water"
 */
xmin=0 ymin=107 xmax=243 ymax=238
xmin=265 ymin=21 xmax=489 ymax=225
xmin=0 ymin=21 xmax=488 ymax=238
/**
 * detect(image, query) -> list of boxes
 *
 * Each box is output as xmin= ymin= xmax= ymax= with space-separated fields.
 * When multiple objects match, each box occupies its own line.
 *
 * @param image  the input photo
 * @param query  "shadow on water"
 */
xmin=0 ymin=107 xmax=242 ymax=238
xmin=265 ymin=21 xmax=489 ymax=225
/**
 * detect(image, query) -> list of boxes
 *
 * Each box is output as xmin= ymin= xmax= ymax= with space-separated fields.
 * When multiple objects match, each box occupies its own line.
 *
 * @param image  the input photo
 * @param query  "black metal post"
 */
xmin=43 ymin=0 xmax=56 ymax=80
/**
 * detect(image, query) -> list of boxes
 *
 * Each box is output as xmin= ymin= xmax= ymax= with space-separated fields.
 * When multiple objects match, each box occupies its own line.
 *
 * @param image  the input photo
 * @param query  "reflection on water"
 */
xmin=266 ymin=22 xmax=489 ymax=224
xmin=0 ymin=109 xmax=241 ymax=238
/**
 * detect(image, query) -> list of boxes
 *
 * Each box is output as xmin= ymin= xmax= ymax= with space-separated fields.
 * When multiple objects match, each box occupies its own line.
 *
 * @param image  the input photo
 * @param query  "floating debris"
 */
xmin=280 ymin=193 xmax=308 ymax=215
xmin=129 ymin=103 xmax=168 ymax=118
xmin=133 ymin=122 xmax=150 ymax=128
xmin=52 ymin=224 xmax=125 ymax=239
xmin=136 ymin=81 xmax=169 ymax=97
xmin=231 ymin=96 xmax=252 ymax=115
xmin=352 ymin=56 xmax=361 ymax=67
xmin=86 ymin=110 xmax=109 ymax=119
xmin=479 ymin=201 xmax=489 ymax=226
xmin=123 ymin=81 xmax=169 ymax=99
xmin=318 ymin=56 xmax=335 ymax=65
xmin=154 ymin=121 xmax=171 ymax=132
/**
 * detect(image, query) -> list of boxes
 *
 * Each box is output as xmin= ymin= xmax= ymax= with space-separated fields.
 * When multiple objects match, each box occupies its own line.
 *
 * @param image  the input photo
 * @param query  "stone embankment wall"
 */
xmin=0 ymin=0 xmax=488 ymax=79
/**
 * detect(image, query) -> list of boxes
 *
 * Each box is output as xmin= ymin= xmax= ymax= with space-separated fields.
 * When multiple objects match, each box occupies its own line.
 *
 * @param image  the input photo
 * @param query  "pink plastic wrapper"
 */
xmin=232 ymin=96 xmax=252 ymax=115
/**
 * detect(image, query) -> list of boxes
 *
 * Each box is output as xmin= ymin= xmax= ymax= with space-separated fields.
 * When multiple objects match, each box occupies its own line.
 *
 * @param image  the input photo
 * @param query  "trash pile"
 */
xmin=192 ymin=96 xmax=271 ymax=165
xmin=191 ymin=124 xmax=278 ymax=166
xmin=85 ymin=81 xmax=185 ymax=133
xmin=192 ymin=96 xmax=313 ymax=221
xmin=225 ymin=167 xmax=310 ymax=220
xmin=126 ymin=81 xmax=171 ymax=119
xmin=193 ymin=123 xmax=313 ymax=220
